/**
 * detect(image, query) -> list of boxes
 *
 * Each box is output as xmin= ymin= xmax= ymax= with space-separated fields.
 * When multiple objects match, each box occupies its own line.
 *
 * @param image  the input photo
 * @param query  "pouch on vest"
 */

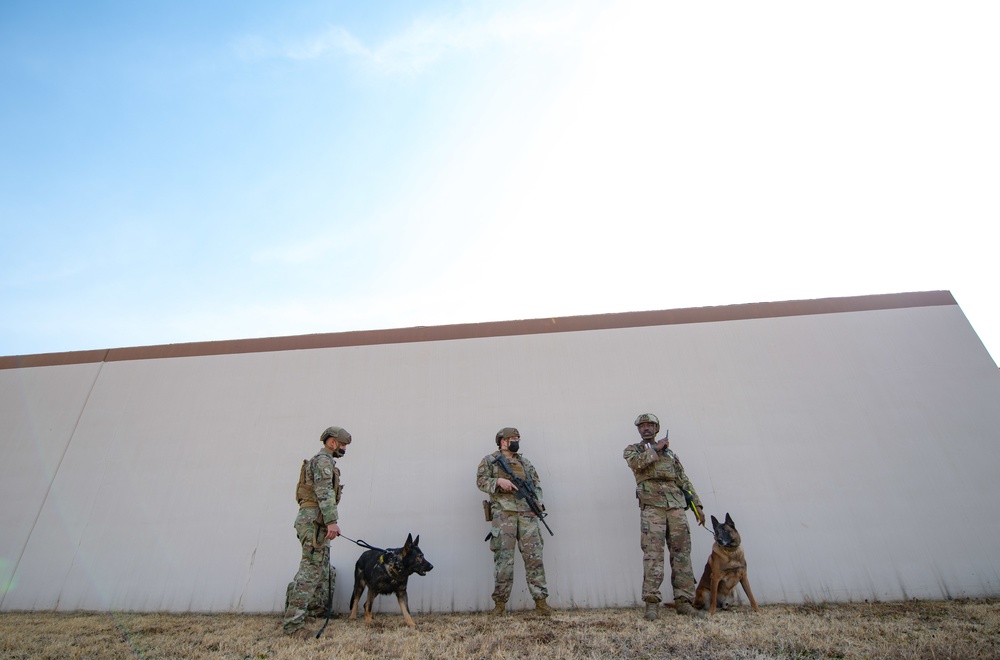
xmin=507 ymin=456 xmax=527 ymax=480
xmin=296 ymin=459 xmax=319 ymax=508
xmin=483 ymin=500 xmax=493 ymax=522
xmin=333 ymin=465 xmax=343 ymax=504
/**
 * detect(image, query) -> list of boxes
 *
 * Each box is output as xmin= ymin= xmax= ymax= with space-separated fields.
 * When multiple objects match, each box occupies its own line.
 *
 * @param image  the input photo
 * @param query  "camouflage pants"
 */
xmin=282 ymin=508 xmax=334 ymax=633
xmin=490 ymin=510 xmax=548 ymax=603
xmin=639 ymin=505 xmax=695 ymax=604
xmin=285 ymin=565 xmax=336 ymax=618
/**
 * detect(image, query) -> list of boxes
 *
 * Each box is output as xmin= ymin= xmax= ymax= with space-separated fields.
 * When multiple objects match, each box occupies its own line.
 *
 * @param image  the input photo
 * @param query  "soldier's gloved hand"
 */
xmin=325 ymin=522 xmax=341 ymax=540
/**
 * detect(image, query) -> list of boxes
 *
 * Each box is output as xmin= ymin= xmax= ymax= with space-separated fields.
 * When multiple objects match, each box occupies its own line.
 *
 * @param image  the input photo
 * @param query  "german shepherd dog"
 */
xmin=694 ymin=513 xmax=760 ymax=615
xmin=348 ymin=533 xmax=433 ymax=627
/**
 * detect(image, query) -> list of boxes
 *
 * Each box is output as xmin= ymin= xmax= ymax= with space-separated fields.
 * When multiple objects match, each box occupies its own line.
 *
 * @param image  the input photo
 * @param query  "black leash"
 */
xmin=339 ymin=535 xmax=386 ymax=552
xmin=694 ymin=510 xmax=715 ymax=535
xmin=315 ymin=560 xmax=334 ymax=639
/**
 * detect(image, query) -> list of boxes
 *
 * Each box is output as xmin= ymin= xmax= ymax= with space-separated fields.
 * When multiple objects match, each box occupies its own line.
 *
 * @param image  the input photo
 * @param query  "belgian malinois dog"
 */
xmin=694 ymin=513 xmax=760 ymax=615
xmin=348 ymin=533 xmax=433 ymax=627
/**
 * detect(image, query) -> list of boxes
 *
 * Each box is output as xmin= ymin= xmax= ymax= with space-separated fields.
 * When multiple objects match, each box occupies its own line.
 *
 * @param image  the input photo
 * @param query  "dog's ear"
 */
xmin=413 ymin=535 xmax=420 ymax=547
xmin=711 ymin=515 xmax=719 ymax=530
xmin=725 ymin=512 xmax=735 ymax=528
xmin=402 ymin=533 xmax=413 ymax=555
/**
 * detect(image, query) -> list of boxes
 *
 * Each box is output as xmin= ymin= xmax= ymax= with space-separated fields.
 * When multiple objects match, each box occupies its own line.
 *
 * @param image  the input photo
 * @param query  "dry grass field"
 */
xmin=1 ymin=599 xmax=998 ymax=659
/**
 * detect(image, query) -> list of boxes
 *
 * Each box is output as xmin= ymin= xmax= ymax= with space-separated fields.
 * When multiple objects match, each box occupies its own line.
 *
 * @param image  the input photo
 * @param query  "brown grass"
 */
xmin=1 ymin=600 xmax=998 ymax=659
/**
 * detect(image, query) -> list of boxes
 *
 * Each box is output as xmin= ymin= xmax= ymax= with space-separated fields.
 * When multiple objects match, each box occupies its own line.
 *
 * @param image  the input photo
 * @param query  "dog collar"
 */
xmin=379 ymin=553 xmax=401 ymax=578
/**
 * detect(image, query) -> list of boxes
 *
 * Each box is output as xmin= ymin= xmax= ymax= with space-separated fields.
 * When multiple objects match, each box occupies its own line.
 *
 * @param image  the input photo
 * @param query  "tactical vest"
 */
xmin=295 ymin=455 xmax=342 ymax=508
xmin=628 ymin=444 xmax=690 ymax=509
xmin=489 ymin=452 xmax=534 ymax=513
xmin=506 ymin=455 xmax=527 ymax=480
xmin=630 ymin=444 xmax=679 ymax=485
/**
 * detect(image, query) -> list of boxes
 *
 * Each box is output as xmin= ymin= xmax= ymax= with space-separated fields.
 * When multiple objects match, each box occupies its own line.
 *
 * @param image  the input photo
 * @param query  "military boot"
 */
xmin=675 ymin=599 xmax=707 ymax=619
xmin=534 ymin=598 xmax=553 ymax=616
xmin=488 ymin=600 xmax=507 ymax=617
xmin=644 ymin=603 xmax=659 ymax=621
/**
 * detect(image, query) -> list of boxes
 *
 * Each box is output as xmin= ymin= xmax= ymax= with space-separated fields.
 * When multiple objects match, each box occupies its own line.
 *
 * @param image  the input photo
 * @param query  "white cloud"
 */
xmin=250 ymin=2 xmax=598 ymax=74
xmin=284 ymin=26 xmax=367 ymax=62
xmin=157 ymin=2 xmax=1000 ymax=362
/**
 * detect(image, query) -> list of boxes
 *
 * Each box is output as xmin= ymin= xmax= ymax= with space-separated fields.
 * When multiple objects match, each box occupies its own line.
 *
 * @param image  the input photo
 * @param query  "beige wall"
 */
xmin=2 ymin=295 xmax=999 ymax=613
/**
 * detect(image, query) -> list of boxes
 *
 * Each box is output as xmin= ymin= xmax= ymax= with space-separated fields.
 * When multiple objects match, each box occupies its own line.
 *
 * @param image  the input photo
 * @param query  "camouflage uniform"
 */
xmin=623 ymin=441 xmax=703 ymax=605
xmin=282 ymin=445 xmax=343 ymax=634
xmin=284 ymin=565 xmax=335 ymax=619
xmin=477 ymin=450 xmax=548 ymax=605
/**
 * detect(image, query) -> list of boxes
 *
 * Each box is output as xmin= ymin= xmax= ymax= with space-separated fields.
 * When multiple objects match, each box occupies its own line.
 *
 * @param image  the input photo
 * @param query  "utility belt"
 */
xmin=484 ymin=500 xmax=537 ymax=520
xmin=635 ymin=474 xmax=676 ymax=485
xmin=297 ymin=484 xmax=342 ymax=508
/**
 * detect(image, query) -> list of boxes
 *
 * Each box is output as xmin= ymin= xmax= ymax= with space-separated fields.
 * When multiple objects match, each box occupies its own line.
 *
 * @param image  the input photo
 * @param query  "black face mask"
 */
xmin=332 ymin=447 xmax=346 ymax=458
xmin=507 ymin=441 xmax=520 ymax=453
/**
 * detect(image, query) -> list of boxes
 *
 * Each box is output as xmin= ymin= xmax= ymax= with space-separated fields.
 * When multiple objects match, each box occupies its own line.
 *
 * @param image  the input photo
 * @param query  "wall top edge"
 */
xmin=0 ymin=290 xmax=957 ymax=370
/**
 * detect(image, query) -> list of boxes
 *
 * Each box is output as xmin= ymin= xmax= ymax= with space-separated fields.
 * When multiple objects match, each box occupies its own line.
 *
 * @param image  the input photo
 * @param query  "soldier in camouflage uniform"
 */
xmin=623 ymin=413 xmax=707 ymax=620
xmin=477 ymin=427 xmax=553 ymax=617
xmin=282 ymin=426 xmax=351 ymax=638
xmin=284 ymin=566 xmax=335 ymax=621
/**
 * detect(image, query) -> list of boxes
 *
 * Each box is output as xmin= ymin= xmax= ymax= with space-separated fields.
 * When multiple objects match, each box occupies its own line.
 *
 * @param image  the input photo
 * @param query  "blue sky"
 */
xmin=2 ymin=1 xmax=998 ymax=363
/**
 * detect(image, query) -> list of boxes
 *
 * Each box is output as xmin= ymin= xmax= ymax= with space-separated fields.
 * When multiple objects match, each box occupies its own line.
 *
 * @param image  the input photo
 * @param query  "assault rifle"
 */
xmin=493 ymin=454 xmax=554 ymax=536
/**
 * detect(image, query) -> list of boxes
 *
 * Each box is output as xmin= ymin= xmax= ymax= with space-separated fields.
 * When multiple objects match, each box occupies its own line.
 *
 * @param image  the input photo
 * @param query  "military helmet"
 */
xmin=320 ymin=426 xmax=352 ymax=445
xmin=495 ymin=426 xmax=520 ymax=446
xmin=634 ymin=413 xmax=660 ymax=432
